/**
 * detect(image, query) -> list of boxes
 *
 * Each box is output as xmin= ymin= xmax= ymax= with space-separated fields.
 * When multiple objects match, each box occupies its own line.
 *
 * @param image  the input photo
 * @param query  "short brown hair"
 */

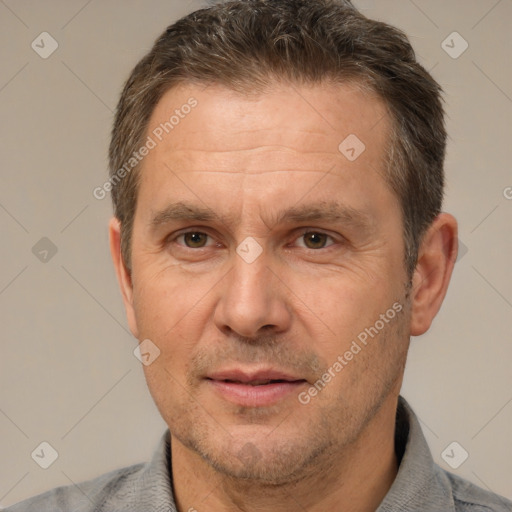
xmin=109 ymin=0 xmax=446 ymax=278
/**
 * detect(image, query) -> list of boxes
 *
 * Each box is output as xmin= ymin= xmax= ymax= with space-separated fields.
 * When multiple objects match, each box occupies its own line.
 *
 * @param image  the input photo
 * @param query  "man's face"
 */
xmin=123 ymin=82 xmax=412 ymax=483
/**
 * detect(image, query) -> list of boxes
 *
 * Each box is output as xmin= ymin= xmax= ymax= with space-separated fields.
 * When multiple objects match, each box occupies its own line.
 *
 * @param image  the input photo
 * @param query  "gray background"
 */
xmin=1 ymin=0 xmax=511 ymax=507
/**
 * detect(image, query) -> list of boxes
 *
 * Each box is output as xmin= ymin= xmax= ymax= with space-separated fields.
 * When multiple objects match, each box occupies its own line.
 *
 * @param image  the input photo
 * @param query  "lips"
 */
xmin=206 ymin=369 xmax=305 ymax=385
xmin=205 ymin=368 xmax=308 ymax=407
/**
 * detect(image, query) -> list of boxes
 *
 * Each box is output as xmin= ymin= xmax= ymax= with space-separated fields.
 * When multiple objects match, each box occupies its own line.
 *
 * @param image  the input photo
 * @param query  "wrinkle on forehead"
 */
xmin=154 ymin=144 xmax=354 ymax=179
xmin=168 ymin=167 xmax=341 ymax=176
xmin=166 ymin=144 xmax=336 ymax=155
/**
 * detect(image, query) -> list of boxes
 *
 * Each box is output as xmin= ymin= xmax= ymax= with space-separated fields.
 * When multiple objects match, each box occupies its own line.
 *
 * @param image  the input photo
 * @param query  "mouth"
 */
xmin=205 ymin=369 xmax=308 ymax=407
xmin=214 ymin=378 xmax=298 ymax=386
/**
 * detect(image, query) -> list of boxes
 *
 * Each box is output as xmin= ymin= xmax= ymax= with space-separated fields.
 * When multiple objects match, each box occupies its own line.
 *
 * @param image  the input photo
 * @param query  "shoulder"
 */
xmin=4 ymin=429 xmax=173 ymax=512
xmin=3 ymin=462 xmax=146 ymax=512
xmin=442 ymin=469 xmax=512 ymax=512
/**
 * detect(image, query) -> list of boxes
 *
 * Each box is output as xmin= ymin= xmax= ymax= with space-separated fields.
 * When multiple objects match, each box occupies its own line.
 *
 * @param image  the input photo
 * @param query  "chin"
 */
xmin=180 ymin=424 xmax=333 ymax=485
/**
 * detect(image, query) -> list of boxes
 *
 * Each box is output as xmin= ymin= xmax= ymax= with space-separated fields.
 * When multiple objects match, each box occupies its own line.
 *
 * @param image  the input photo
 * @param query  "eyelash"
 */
xmin=170 ymin=229 xmax=340 ymax=250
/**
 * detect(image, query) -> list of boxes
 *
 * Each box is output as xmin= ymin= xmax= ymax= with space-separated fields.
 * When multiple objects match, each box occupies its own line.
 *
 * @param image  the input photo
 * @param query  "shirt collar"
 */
xmin=376 ymin=395 xmax=456 ymax=511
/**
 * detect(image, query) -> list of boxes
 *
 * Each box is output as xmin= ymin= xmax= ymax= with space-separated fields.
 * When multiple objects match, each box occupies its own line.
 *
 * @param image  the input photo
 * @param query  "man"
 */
xmin=7 ymin=0 xmax=511 ymax=511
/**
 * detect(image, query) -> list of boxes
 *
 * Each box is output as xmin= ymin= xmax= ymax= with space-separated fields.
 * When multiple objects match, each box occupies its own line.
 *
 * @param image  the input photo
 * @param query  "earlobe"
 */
xmin=409 ymin=213 xmax=458 ymax=337
xmin=108 ymin=217 xmax=139 ymax=338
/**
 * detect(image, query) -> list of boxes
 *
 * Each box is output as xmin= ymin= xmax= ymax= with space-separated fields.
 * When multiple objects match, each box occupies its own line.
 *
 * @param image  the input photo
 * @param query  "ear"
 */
xmin=109 ymin=217 xmax=139 ymax=338
xmin=409 ymin=213 xmax=458 ymax=336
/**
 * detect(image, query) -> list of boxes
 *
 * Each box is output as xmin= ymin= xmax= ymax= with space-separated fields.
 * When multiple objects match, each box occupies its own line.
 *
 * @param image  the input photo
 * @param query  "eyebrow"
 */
xmin=150 ymin=202 xmax=234 ymax=227
xmin=149 ymin=200 xmax=374 ymax=232
xmin=269 ymin=202 xmax=373 ymax=231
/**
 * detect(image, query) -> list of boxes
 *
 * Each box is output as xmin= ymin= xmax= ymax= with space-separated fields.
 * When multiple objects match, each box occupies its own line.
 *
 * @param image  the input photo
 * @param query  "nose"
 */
xmin=213 ymin=248 xmax=292 ymax=339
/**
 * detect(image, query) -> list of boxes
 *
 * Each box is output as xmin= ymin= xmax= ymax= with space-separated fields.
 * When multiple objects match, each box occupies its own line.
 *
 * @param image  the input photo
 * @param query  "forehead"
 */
xmin=136 ymin=81 xmax=395 ymax=224
xmin=146 ymin=80 xmax=390 ymax=161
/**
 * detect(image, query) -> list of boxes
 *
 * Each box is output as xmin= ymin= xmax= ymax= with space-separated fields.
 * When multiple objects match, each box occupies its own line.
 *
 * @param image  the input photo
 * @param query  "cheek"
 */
xmin=132 ymin=266 xmax=210 ymax=336
xmin=132 ymin=270 xmax=216 ymax=378
xmin=306 ymin=282 xmax=407 ymax=390
xmin=300 ymin=272 xmax=397 ymax=334
xmin=142 ymin=357 xmax=196 ymax=430
xmin=310 ymin=300 xmax=409 ymax=406
xmin=139 ymin=322 xmax=201 ymax=417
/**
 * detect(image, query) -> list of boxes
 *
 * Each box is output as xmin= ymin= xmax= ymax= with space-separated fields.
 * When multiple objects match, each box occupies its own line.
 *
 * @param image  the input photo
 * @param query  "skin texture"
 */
xmin=110 ymin=82 xmax=458 ymax=512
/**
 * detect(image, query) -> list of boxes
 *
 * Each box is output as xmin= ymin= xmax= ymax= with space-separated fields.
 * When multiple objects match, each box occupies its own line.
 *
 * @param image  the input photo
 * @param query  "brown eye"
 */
xmin=182 ymin=232 xmax=209 ymax=248
xmin=302 ymin=232 xmax=330 ymax=249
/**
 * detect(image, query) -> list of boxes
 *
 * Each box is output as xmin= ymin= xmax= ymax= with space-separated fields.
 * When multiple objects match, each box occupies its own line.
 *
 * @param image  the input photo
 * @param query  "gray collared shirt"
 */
xmin=5 ymin=396 xmax=512 ymax=511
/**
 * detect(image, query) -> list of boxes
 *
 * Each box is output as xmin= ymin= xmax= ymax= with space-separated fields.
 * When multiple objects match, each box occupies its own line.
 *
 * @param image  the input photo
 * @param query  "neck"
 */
xmin=171 ymin=396 xmax=399 ymax=512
